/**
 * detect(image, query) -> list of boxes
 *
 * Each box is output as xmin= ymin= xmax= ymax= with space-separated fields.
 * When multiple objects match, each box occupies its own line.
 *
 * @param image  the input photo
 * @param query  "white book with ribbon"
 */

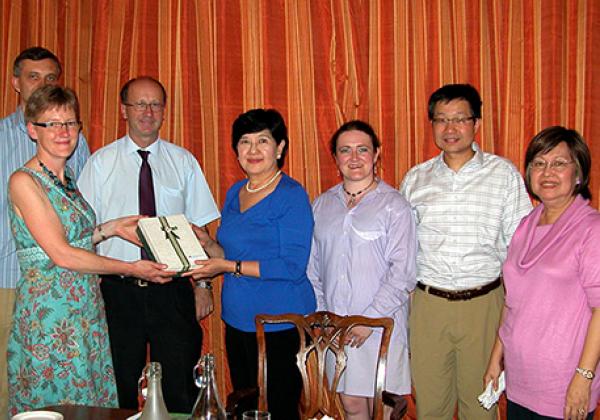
xmin=137 ymin=214 xmax=207 ymax=273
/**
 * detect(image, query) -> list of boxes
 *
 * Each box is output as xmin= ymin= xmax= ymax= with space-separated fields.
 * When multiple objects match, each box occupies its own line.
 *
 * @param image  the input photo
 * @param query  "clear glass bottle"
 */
xmin=189 ymin=353 xmax=227 ymax=420
xmin=139 ymin=361 xmax=171 ymax=420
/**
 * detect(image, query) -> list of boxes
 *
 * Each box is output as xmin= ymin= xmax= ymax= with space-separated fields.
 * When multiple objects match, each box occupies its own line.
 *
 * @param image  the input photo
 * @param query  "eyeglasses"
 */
xmin=31 ymin=121 xmax=81 ymax=131
xmin=529 ymin=159 xmax=574 ymax=172
xmin=431 ymin=116 xmax=476 ymax=126
xmin=123 ymin=102 xmax=165 ymax=112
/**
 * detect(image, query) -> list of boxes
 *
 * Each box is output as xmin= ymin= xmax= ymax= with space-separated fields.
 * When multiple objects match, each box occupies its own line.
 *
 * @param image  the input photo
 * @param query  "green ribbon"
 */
xmin=158 ymin=216 xmax=189 ymax=271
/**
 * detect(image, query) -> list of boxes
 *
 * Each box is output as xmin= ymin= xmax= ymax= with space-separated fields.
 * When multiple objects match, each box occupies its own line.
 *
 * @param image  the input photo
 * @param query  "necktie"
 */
xmin=138 ymin=150 xmax=156 ymax=259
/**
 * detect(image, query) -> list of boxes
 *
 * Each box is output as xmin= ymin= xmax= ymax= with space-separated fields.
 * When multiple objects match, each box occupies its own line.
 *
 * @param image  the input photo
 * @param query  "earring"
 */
xmin=576 ymin=178 xmax=581 ymax=185
xmin=277 ymin=154 xmax=281 ymax=159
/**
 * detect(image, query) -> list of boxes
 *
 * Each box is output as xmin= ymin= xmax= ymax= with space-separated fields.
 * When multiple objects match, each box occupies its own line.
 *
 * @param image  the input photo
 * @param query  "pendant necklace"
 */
xmin=343 ymin=178 xmax=376 ymax=206
xmin=37 ymin=158 xmax=77 ymax=196
xmin=245 ymin=170 xmax=282 ymax=193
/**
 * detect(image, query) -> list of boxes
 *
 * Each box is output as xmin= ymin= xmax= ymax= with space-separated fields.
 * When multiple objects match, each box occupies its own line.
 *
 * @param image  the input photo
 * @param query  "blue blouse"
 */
xmin=218 ymin=173 xmax=316 ymax=332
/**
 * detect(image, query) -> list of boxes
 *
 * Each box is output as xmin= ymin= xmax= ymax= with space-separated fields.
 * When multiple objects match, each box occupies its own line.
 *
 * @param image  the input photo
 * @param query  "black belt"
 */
xmin=417 ymin=278 xmax=502 ymax=301
xmin=102 ymin=275 xmax=189 ymax=288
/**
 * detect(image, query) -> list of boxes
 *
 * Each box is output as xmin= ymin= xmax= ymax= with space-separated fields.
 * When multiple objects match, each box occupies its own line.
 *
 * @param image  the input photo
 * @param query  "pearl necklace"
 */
xmin=245 ymin=170 xmax=282 ymax=193
xmin=343 ymin=178 xmax=376 ymax=206
xmin=38 ymin=158 xmax=77 ymax=195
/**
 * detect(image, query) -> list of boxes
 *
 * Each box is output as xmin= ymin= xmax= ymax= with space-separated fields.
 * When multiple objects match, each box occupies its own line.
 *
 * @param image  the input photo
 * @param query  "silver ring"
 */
xmin=579 ymin=408 xmax=586 ymax=415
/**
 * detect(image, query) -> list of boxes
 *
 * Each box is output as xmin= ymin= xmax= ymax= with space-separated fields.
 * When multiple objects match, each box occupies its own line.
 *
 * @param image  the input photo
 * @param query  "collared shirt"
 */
xmin=308 ymin=181 xmax=416 ymax=320
xmin=400 ymin=143 xmax=532 ymax=290
xmin=307 ymin=180 xmax=416 ymax=395
xmin=78 ymin=135 xmax=220 ymax=261
xmin=0 ymin=108 xmax=90 ymax=289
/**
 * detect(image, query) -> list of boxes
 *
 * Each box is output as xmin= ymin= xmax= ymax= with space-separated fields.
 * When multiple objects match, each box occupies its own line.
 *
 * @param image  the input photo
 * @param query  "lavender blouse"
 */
xmin=307 ymin=180 xmax=417 ymax=395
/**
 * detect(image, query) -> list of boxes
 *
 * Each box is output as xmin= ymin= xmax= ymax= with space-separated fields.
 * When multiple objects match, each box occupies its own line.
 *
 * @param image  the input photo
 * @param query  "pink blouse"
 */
xmin=500 ymin=195 xmax=600 ymax=417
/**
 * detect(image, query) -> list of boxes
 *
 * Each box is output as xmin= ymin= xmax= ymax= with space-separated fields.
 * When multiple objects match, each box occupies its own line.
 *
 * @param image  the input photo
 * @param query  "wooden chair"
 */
xmin=227 ymin=311 xmax=407 ymax=420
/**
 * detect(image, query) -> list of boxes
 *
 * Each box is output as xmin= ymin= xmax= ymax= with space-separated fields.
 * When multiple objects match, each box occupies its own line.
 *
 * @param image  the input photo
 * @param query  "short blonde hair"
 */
xmin=24 ymin=85 xmax=80 ymax=123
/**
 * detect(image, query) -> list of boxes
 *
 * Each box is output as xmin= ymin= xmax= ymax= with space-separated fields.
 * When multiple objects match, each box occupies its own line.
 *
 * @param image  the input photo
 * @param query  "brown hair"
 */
xmin=524 ymin=126 xmax=591 ymax=201
xmin=13 ymin=46 xmax=61 ymax=77
xmin=24 ymin=85 xmax=80 ymax=123
xmin=329 ymin=120 xmax=381 ymax=155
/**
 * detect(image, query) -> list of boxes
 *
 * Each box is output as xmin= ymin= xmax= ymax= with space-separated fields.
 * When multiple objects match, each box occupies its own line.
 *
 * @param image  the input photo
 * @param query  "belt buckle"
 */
xmin=135 ymin=279 xmax=149 ymax=288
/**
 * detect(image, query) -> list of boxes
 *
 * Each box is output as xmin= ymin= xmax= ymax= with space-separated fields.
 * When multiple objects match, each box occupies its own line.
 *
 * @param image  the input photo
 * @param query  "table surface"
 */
xmin=41 ymin=405 xmax=189 ymax=420
xmin=41 ymin=405 xmax=135 ymax=419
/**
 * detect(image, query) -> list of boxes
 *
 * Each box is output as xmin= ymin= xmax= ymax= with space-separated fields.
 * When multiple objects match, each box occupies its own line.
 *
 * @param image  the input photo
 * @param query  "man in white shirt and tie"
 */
xmin=400 ymin=84 xmax=532 ymax=419
xmin=78 ymin=76 xmax=220 ymax=412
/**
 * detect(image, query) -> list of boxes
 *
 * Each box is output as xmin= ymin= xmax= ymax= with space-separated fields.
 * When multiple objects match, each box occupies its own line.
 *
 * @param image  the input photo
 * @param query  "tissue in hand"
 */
xmin=478 ymin=371 xmax=506 ymax=410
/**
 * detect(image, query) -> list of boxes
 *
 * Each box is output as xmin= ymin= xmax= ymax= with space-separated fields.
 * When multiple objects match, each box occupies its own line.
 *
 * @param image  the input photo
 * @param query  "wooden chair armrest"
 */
xmin=226 ymin=387 xmax=259 ymax=420
xmin=382 ymin=391 xmax=408 ymax=420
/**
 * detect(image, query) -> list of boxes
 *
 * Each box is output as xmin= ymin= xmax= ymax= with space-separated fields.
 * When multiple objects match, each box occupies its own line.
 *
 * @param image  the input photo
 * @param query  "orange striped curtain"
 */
xmin=2 ymin=1 xmax=599 ymax=417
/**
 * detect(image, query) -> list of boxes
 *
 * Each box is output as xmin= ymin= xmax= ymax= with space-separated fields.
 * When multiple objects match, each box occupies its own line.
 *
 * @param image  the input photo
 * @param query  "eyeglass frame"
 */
xmin=123 ymin=102 xmax=165 ymax=112
xmin=528 ymin=158 xmax=575 ymax=172
xmin=31 ymin=121 xmax=81 ymax=131
xmin=431 ymin=116 xmax=477 ymax=127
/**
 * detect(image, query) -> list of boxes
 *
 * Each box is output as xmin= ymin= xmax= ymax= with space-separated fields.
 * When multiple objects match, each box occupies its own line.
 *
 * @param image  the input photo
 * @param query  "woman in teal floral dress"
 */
xmin=6 ymin=85 xmax=172 ymax=415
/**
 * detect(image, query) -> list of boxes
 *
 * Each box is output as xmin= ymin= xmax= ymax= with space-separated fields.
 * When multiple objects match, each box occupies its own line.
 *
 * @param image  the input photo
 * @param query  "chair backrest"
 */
xmin=255 ymin=311 xmax=394 ymax=420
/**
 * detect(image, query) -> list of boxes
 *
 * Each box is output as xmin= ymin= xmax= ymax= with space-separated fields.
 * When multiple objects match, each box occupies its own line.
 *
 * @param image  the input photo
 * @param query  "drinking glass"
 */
xmin=242 ymin=410 xmax=271 ymax=420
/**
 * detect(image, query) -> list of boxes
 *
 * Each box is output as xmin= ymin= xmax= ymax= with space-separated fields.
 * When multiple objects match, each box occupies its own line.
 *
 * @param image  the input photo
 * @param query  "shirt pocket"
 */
xmin=351 ymin=225 xmax=385 ymax=241
xmin=157 ymin=185 xmax=186 ymax=214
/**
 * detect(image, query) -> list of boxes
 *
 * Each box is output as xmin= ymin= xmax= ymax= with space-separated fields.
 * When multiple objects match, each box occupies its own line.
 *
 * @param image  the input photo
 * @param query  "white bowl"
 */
xmin=11 ymin=411 xmax=64 ymax=420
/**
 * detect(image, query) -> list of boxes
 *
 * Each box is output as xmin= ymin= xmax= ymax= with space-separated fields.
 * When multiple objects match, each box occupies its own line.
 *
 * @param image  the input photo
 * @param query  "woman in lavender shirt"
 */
xmin=307 ymin=120 xmax=417 ymax=420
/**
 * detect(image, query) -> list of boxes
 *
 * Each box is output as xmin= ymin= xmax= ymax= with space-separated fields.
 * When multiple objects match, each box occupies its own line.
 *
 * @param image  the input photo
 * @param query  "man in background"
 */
xmin=400 ymin=84 xmax=532 ymax=419
xmin=0 ymin=46 xmax=90 ymax=416
xmin=78 ymin=76 xmax=220 ymax=412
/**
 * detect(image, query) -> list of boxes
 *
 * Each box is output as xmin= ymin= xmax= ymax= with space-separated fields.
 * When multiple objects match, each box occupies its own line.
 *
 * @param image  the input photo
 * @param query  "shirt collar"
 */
xmin=335 ymin=179 xmax=383 ymax=205
xmin=434 ymin=142 xmax=484 ymax=173
xmin=124 ymin=134 xmax=161 ymax=156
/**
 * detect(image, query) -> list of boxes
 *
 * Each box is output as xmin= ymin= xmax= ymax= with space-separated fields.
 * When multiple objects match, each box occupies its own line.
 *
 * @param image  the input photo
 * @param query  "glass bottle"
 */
xmin=189 ymin=353 xmax=227 ymax=420
xmin=139 ymin=361 xmax=171 ymax=420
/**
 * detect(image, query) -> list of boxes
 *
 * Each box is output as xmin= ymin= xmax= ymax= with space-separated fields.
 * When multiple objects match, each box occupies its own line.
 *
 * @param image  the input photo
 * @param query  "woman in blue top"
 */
xmin=187 ymin=109 xmax=316 ymax=420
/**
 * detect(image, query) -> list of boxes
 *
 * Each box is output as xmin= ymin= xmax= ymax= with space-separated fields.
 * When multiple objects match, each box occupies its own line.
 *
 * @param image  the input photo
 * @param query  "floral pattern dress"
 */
xmin=7 ymin=167 xmax=117 ymax=415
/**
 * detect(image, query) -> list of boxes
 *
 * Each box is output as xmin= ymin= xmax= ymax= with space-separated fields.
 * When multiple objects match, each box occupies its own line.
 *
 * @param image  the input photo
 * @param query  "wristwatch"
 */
xmin=194 ymin=281 xmax=213 ymax=290
xmin=575 ymin=367 xmax=595 ymax=380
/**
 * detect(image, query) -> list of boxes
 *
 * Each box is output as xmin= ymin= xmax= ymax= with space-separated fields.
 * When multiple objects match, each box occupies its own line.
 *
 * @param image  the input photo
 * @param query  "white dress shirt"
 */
xmin=400 ymin=143 xmax=532 ymax=290
xmin=78 ymin=135 xmax=220 ymax=261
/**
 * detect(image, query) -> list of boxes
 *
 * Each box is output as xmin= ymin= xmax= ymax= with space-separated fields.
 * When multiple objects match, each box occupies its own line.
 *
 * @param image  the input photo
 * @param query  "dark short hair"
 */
xmin=428 ymin=84 xmax=482 ymax=120
xmin=120 ymin=76 xmax=167 ymax=104
xmin=524 ymin=126 xmax=591 ymax=200
xmin=329 ymin=120 xmax=381 ymax=155
xmin=231 ymin=109 xmax=289 ymax=168
xmin=13 ymin=47 xmax=61 ymax=77
xmin=24 ymin=85 xmax=80 ymax=123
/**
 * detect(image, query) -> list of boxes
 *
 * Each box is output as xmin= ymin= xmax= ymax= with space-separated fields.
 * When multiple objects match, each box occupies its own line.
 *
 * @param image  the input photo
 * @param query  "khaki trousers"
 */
xmin=0 ymin=289 xmax=16 ymax=419
xmin=410 ymin=285 xmax=503 ymax=420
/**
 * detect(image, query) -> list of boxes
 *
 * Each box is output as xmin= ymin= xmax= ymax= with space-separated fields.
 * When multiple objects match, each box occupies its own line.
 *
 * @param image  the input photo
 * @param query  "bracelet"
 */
xmin=233 ymin=260 xmax=242 ymax=278
xmin=575 ymin=367 xmax=595 ymax=380
xmin=97 ymin=224 xmax=107 ymax=241
xmin=195 ymin=281 xmax=213 ymax=290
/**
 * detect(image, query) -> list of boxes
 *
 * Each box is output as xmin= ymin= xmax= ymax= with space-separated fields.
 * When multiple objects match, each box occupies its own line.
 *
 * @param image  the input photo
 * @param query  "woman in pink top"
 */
xmin=484 ymin=126 xmax=600 ymax=419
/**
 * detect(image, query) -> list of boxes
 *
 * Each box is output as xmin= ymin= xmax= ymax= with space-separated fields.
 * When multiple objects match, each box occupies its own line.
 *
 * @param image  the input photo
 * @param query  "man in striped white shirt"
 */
xmin=0 ymin=47 xmax=90 ymax=416
xmin=400 ymin=84 xmax=532 ymax=420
